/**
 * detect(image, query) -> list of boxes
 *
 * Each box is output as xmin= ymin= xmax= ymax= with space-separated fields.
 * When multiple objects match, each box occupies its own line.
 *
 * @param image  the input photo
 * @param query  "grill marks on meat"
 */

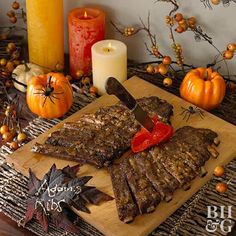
xmin=135 ymin=152 xmax=179 ymax=201
xmin=32 ymin=96 xmax=173 ymax=167
xmin=109 ymin=126 xmax=218 ymax=223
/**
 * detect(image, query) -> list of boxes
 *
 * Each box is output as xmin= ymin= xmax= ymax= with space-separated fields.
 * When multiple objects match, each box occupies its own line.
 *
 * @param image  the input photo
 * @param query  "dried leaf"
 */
xmin=52 ymin=211 xmax=80 ymax=234
xmin=72 ymin=199 xmax=91 ymax=213
xmin=62 ymin=164 xmax=81 ymax=179
xmin=24 ymin=198 xmax=37 ymax=225
xmin=28 ymin=169 xmax=41 ymax=195
xmin=81 ymin=188 xmax=114 ymax=205
xmin=24 ymin=164 xmax=113 ymax=233
xmin=35 ymin=208 xmax=49 ymax=232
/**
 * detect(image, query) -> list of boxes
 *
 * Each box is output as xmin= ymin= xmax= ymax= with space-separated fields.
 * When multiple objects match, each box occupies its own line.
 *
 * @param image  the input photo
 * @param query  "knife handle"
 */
xmin=105 ymin=77 xmax=136 ymax=110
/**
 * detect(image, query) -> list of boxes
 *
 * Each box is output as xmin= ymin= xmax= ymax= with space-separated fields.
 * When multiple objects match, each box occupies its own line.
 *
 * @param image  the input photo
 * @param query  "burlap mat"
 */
xmin=0 ymin=88 xmax=235 ymax=236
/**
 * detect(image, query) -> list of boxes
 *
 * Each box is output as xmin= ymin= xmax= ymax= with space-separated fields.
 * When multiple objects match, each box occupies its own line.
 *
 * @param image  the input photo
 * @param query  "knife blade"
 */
xmin=105 ymin=77 xmax=155 ymax=132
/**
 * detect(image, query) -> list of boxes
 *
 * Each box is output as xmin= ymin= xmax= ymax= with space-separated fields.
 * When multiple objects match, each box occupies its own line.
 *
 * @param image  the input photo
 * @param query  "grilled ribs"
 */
xmin=32 ymin=96 xmax=173 ymax=167
xmin=109 ymin=126 xmax=219 ymax=223
xmin=31 ymin=95 xmax=220 ymax=224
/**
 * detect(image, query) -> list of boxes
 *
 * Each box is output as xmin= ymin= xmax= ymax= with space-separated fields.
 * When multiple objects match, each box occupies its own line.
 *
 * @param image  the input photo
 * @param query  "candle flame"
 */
xmin=108 ymin=42 xmax=112 ymax=48
xmin=84 ymin=11 xmax=88 ymax=18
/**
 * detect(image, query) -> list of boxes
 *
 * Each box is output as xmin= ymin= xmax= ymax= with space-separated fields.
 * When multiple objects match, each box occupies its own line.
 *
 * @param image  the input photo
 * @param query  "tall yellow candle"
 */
xmin=26 ymin=0 xmax=64 ymax=70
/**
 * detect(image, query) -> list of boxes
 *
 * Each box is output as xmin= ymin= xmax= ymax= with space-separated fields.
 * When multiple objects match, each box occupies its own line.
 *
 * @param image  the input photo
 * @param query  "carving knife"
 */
xmin=105 ymin=77 xmax=155 ymax=132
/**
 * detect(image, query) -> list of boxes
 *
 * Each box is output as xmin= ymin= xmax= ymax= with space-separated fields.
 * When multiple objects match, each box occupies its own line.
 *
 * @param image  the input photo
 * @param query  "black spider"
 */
xmin=180 ymin=106 xmax=205 ymax=121
xmin=33 ymin=76 xmax=64 ymax=107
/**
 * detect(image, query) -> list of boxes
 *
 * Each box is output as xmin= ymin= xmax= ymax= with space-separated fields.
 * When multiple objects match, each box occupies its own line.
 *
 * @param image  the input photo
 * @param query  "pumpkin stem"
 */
xmin=24 ymin=63 xmax=31 ymax=72
xmin=203 ymin=70 xmax=208 ymax=81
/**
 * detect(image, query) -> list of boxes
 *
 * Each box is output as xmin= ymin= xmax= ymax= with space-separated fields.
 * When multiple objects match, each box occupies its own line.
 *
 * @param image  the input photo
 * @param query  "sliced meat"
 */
xmin=109 ymin=163 xmax=138 ymax=223
xmin=109 ymin=126 xmax=219 ymax=223
xmin=32 ymin=143 xmax=109 ymax=167
xmin=135 ymin=96 xmax=173 ymax=123
xmin=33 ymin=96 xmax=173 ymax=167
xmin=124 ymin=157 xmax=160 ymax=214
xmin=134 ymin=152 xmax=179 ymax=201
xmin=152 ymin=145 xmax=196 ymax=186
xmin=32 ymin=143 xmax=84 ymax=162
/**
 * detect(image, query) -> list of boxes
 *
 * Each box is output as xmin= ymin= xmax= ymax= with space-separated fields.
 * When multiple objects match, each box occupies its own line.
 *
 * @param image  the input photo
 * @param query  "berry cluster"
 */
xmin=166 ymin=13 xmax=197 ymax=33
xmin=123 ymin=27 xmax=135 ymax=37
xmin=174 ymin=13 xmax=197 ymax=33
xmin=0 ymin=102 xmax=27 ymax=151
xmin=151 ymin=45 xmax=161 ymax=58
xmin=213 ymin=165 xmax=230 ymax=194
xmin=223 ymin=43 xmax=236 ymax=60
xmin=0 ymin=42 xmax=21 ymax=88
xmin=165 ymin=16 xmax=174 ymax=26
xmin=6 ymin=1 xmax=20 ymax=24
xmin=75 ymin=70 xmax=98 ymax=96
xmin=146 ymin=56 xmax=173 ymax=87
xmin=172 ymin=43 xmax=184 ymax=65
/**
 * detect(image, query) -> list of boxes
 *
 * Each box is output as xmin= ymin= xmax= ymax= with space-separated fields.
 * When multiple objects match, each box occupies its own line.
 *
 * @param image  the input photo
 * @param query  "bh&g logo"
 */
xmin=206 ymin=206 xmax=233 ymax=233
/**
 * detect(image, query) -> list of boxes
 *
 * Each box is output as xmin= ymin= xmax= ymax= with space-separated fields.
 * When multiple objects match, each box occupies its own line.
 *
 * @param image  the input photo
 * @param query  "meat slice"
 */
xmin=109 ymin=163 xmax=138 ymax=223
xmin=134 ymin=152 xmax=179 ymax=201
xmin=151 ymin=126 xmax=218 ymax=186
xmin=33 ymin=96 xmax=173 ymax=167
xmin=32 ymin=143 xmax=110 ymax=167
xmin=124 ymin=156 xmax=160 ymax=214
xmin=152 ymin=147 xmax=194 ymax=186
xmin=32 ymin=143 xmax=84 ymax=162
xmin=135 ymin=96 xmax=173 ymax=123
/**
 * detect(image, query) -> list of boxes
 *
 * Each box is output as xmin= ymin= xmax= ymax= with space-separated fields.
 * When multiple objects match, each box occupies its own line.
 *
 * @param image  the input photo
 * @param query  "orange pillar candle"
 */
xmin=26 ymin=0 xmax=64 ymax=70
xmin=68 ymin=8 xmax=105 ymax=78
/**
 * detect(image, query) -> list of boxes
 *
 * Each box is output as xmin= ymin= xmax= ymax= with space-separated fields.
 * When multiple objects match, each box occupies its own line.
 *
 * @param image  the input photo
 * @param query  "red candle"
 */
xmin=68 ymin=8 xmax=105 ymax=78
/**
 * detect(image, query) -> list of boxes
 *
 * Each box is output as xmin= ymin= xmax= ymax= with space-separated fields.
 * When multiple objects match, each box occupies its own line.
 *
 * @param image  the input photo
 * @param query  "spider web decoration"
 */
xmin=200 ymin=0 xmax=236 ymax=9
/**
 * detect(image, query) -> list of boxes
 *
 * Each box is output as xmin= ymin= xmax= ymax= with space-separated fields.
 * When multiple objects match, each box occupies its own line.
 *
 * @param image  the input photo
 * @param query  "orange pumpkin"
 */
xmin=180 ymin=67 xmax=226 ymax=110
xmin=26 ymin=72 xmax=73 ymax=119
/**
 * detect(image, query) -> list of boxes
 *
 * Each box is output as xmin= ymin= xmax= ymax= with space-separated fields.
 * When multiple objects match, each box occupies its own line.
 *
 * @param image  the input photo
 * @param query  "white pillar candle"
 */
xmin=92 ymin=39 xmax=127 ymax=95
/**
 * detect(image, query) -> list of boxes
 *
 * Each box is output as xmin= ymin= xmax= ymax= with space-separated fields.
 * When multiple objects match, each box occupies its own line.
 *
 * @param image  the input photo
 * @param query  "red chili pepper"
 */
xmin=131 ymin=115 xmax=174 ymax=153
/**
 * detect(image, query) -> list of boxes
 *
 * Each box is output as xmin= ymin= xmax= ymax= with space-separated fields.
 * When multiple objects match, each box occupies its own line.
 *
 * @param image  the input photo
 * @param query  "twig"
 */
xmin=192 ymin=27 xmax=230 ymax=79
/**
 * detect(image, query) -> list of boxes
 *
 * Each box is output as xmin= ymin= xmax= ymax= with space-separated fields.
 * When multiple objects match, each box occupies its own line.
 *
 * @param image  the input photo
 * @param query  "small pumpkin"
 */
xmin=180 ymin=67 xmax=226 ymax=110
xmin=12 ymin=63 xmax=44 ymax=92
xmin=26 ymin=73 xmax=73 ymax=119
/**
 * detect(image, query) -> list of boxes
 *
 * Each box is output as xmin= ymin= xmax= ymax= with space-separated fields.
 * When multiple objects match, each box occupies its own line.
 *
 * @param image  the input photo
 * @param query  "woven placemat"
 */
xmin=0 ymin=89 xmax=235 ymax=236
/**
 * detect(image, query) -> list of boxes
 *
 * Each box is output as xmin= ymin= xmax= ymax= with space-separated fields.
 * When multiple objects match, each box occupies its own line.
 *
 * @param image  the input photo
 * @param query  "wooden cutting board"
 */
xmin=6 ymin=76 xmax=236 ymax=236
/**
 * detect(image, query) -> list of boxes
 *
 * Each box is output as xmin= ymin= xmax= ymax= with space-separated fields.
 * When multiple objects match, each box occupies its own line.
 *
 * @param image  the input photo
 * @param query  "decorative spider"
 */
xmin=180 ymin=106 xmax=205 ymax=121
xmin=33 ymin=76 xmax=64 ymax=107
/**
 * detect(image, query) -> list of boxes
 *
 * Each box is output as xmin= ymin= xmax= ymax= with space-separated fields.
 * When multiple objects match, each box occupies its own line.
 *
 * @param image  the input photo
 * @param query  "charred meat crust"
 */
xmin=135 ymin=152 xmax=179 ymax=201
xmin=109 ymin=126 xmax=218 ymax=223
xmin=108 ymin=163 xmax=138 ymax=223
xmin=32 ymin=96 xmax=173 ymax=167
xmin=124 ymin=156 xmax=161 ymax=214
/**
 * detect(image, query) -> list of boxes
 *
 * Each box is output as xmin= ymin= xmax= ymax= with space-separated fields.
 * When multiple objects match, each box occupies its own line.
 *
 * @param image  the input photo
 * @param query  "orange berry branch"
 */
xmin=6 ymin=1 xmax=27 ymax=25
xmin=111 ymin=0 xmax=236 ymax=86
xmin=0 ymin=1 xmax=27 ymax=40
